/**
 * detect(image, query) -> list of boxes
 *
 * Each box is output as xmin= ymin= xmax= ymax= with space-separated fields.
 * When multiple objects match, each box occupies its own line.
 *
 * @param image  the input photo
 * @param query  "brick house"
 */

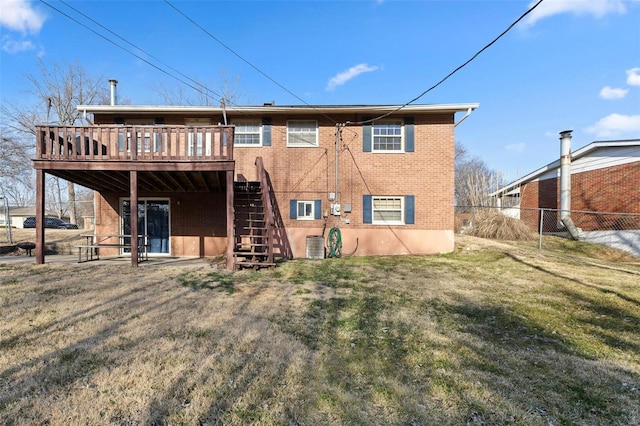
xmin=491 ymin=138 xmax=640 ymax=231
xmin=32 ymin=103 xmax=478 ymax=268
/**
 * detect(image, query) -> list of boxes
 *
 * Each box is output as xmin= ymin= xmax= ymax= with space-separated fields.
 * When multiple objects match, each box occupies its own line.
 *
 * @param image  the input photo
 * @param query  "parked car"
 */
xmin=23 ymin=216 xmax=79 ymax=229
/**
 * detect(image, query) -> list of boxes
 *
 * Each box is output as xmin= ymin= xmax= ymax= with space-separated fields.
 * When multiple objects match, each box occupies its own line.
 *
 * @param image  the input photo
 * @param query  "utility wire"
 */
xmin=40 ymin=0 xmax=225 ymax=103
xmin=163 ymin=0 xmax=306 ymax=107
xmin=355 ymin=0 xmax=545 ymax=125
xmin=56 ymin=0 xmax=224 ymax=104
xmin=162 ymin=0 xmax=340 ymax=124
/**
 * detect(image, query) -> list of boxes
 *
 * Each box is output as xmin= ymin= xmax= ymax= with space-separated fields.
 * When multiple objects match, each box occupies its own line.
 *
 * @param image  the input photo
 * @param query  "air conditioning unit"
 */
xmin=306 ymin=235 xmax=325 ymax=259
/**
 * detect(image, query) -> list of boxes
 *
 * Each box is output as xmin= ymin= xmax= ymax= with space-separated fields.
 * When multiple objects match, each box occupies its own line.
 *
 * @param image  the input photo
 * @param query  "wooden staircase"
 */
xmin=233 ymin=181 xmax=275 ymax=269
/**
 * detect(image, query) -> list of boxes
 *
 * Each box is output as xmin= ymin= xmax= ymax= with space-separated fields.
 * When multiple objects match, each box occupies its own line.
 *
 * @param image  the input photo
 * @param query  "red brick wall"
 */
xmin=233 ymin=113 xmax=455 ymax=232
xmin=94 ymin=191 xmax=227 ymax=257
xmin=520 ymin=162 xmax=640 ymax=230
xmin=92 ymin=111 xmax=458 ymax=256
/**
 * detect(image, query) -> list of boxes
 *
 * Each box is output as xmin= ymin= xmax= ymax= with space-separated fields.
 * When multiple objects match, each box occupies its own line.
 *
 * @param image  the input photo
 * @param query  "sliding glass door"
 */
xmin=121 ymin=199 xmax=170 ymax=255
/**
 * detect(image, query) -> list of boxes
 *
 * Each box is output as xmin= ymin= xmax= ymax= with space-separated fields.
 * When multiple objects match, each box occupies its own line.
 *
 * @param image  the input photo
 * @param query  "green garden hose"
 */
xmin=327 ymin=227 xmax=342 ymax=258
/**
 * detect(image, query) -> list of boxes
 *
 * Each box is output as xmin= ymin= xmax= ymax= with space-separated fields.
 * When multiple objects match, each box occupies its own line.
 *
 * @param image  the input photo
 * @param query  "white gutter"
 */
xmin=76 ymin=103 xmax=480 ymax=115
xmin=454 ymin=107 xmax=474 ymax=127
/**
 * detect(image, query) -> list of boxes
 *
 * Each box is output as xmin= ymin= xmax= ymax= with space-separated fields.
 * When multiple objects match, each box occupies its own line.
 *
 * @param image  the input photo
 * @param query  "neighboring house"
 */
xmin=32 ymin=102 xmax=478 ymax=268
xmin=491 ymin=138 xmax=640 ymax=254
xmin=0 ymin=207 xmax=55 ymax=229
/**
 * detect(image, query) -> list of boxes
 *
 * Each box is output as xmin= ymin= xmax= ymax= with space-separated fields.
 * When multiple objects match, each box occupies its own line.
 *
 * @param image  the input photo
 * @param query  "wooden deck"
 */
xmin=32 ymin=124 xmax=237 ymax=269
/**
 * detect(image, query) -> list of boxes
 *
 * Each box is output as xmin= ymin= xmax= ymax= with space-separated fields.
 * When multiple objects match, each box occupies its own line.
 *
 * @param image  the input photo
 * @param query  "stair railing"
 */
xmin=255 ymin=157 xmax=274 ymax=264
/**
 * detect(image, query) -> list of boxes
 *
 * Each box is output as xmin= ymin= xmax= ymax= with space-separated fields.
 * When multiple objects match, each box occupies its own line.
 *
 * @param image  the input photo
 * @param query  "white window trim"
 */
xmin=296 ymin=200 xmax=315 ymax=221
xmin=372 ymin=196 xmax=405 ymax=225
xmin=234 ymin=120 xmax=262 ymax=147
xmin=372 ymin=120 xmax=404 ymax=153
xmin=287 ymin=120 xmax=318 ymax=147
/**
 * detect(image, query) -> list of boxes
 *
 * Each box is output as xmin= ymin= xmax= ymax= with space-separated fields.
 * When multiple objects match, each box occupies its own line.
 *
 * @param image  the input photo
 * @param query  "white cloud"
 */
xmin=626 ymin=67 xmax=640 ymax=86
xmin=505 ymin=142 xmax=526 ymax=153
xmin=599 ymin=86 xmax=629 ymax=99
xmin=585 ymin=113 xmax=640 ymax=137
xmin=523 ymin=0 xmax=626 ymax=27
xmin=326 ymin=63 xmax=379 ymax=91
xmin=0 ymin=0 xmax=46 ymax=34
xmin=1 ymin=37 xmax=34 ymax=53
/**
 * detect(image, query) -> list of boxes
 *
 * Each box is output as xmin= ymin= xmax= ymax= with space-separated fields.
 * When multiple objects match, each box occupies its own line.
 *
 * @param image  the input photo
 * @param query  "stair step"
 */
xmin=235 ymin=261 xmax=276 ymax=269
xmin=235 ymin=242 xmax=269 ymax=248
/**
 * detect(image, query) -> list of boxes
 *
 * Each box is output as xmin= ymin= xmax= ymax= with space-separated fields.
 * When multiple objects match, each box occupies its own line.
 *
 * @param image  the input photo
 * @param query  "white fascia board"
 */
xmin=77 ymin=103 xmax=479 ymax=116
xmin=490 ymin=138 xmax=640 ymax=198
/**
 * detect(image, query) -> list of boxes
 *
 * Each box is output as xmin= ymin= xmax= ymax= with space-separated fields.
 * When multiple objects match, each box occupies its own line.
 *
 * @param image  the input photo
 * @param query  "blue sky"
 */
xmin=1 ymin=0 xmax=639 ymax=181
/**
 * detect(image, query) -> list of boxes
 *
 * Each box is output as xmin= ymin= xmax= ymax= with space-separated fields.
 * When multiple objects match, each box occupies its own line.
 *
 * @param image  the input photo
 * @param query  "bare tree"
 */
xmin=455 ymin=142 xmax=501 ymax=208
xmin=1 ymin=60 xmax=109 ymax=223
xmin=153 ymin=70 xmax=242 ymax=108
xmin=0 ymin=129 xmax=34 ymax=206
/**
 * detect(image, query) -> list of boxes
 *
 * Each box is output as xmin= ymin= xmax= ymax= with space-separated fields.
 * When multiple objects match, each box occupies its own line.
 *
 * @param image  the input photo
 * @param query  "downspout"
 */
xmin=558 ymin=130 xmax=580 ymax=240
xmin=454 ymin=108 xmax=474 ymax=127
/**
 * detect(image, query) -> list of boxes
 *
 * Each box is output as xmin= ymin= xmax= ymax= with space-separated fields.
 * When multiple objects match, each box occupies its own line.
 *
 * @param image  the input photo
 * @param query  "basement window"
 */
xmin=290 ymin=199 xmax=322 ymax=220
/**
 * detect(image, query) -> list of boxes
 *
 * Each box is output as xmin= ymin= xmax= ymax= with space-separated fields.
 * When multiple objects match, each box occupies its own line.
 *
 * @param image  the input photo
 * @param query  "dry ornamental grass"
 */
xmin=1 ymin=234 xmax=639 ymax=425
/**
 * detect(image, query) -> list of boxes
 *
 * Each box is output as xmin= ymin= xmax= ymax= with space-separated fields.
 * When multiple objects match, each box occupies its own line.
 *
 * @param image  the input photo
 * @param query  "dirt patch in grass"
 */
xmin=1 ymin=236 xmax=639 ymax=425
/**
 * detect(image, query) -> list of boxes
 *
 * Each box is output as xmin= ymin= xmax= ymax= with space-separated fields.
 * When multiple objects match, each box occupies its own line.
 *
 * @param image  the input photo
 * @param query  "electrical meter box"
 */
xmin=330 ymin=203 xmax=341 ymax=216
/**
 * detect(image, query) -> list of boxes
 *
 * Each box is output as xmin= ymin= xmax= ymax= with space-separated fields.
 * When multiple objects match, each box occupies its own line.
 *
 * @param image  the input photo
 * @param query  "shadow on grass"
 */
xmin=267 ymin=257 xmax=640 ymax=425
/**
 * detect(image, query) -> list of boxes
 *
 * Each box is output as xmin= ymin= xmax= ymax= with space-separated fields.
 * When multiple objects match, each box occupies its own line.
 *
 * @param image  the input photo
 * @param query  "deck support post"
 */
xmin=130 ymin=170 xmax=139 ymax=267
xmin=35 ymin=169 xmax=45 ymax=264
xmin=226 ymin=170 xmax=234 ymax=270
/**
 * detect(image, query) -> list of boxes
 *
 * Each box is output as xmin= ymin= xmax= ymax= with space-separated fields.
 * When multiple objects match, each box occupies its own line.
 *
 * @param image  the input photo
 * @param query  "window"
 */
xmin=186 ymin=119 xmax=212 ymax=156
xmin=363 ymin=117 xmax=414 ymax=153
xmin=373 ymin=196 xmax=403 ymax=224
xmin=117 ymin=119 xmax=165 ymax=153
xmin=287 ymin=120 xmax=318 ymax=147
xmin=373 ymin=121 xmax=403 ymax=152
xmin=297 ymin=201 xmax=315 ymax=220
xmin=234 ymin=121 xmax=262 ymax=146
xmin=290 ymin=199 xmax=322 ymax=220
xmin=363 ymin=195 xmax=415 ymax=225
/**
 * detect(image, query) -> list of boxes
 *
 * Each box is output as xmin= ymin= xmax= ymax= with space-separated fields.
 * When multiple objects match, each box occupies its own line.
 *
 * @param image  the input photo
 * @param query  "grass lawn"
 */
xmin=1 ymin=235 xmax=639 ymax=425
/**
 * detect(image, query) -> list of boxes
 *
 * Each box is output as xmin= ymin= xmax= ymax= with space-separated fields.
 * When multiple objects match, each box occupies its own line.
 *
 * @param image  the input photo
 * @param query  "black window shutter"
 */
xmin=290 ymin=199 xmax=297 ymax=219
xmin=363 ymin=195 xmax=372 ymax=224
xmin=362 ymin=118 xmax=372 ymax=152
xmin=405 ymin=117 xmax=415 ymax=152
xmin=405 ymin=195 xmax=415 ymax=224
xmin=262 ymin=118 xmax=272 ymax=146
xmin=314 ymin=200 xmax=322 ymax=220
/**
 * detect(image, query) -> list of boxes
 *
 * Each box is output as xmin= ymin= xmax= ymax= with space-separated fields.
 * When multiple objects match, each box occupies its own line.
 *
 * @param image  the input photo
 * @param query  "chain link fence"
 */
xmin=455 ymin=206 xmax=640 ymax=257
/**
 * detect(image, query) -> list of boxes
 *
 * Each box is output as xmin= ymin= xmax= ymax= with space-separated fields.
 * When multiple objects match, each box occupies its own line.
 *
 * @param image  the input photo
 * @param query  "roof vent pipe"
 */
xmin=559 ymin=130 xmax=572 ymax=220
xmin=109 ymin=79 xmax=118 ymax=106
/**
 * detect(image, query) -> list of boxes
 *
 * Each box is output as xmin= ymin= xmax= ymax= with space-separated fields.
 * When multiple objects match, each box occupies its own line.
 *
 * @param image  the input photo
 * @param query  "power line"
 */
xmin=163 ymin=0 xmax=307 ymax=106
xmin=40 ymin=0 xmax=225 ymax=103
xmin=162 ymin=0 xmax=340 ymax=124
xmin=354 ymin=0 xmax=545 ymax=125
xmin=56 ymin=0 xmax=224 ymax=104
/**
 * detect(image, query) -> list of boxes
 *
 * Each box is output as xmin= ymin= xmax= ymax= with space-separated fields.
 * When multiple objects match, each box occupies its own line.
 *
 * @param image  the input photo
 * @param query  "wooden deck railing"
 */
xmin=36 ymin=125 xmax=234 ymax=161
xmin=256 ymin=156 xmax=275 ymax=264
